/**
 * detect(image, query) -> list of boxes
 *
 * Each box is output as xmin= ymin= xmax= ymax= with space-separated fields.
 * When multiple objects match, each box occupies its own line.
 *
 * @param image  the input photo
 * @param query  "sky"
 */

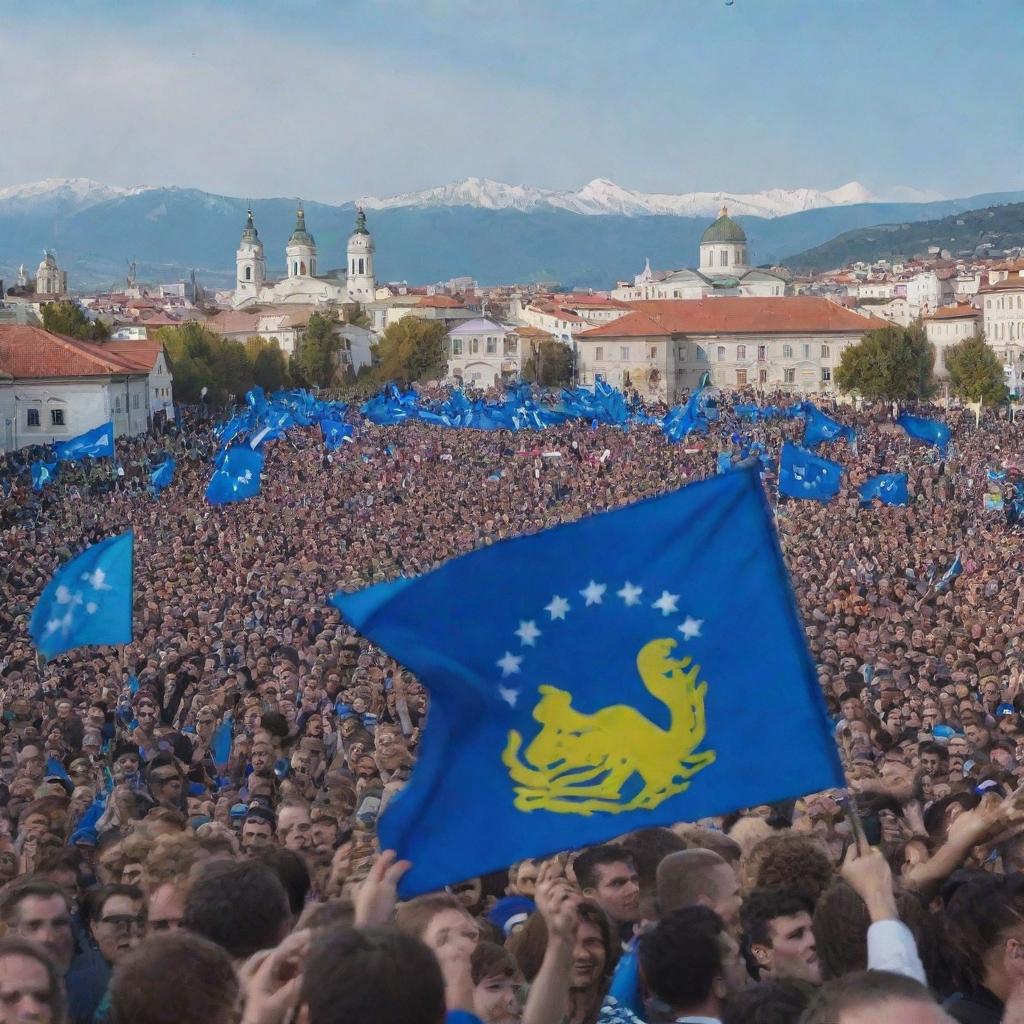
xmin=3 ymin=0 xmax=1023 ymax=203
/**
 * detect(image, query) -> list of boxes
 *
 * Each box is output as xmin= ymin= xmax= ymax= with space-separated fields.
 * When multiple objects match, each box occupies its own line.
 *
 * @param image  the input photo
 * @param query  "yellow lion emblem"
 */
xmin=501 ymin=638 xmax=716 ymax=815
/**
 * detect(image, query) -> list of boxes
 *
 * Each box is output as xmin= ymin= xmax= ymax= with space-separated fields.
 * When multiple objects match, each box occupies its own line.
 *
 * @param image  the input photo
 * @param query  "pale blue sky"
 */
xmin=3 ymin=0 xmax=1022 ymax=202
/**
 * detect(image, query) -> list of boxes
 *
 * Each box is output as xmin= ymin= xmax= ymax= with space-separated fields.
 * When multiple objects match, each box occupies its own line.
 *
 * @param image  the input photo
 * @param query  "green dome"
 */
xmin=288 ymin=206 xmax=315 ymax=247
xmin=701 ymin=206 xmax=746 ymax=244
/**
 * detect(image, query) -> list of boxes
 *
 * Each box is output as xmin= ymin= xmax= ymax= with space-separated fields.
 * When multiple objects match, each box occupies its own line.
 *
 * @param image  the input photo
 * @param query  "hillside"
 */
xmin=785 ymin=202 xmax=1024 ymax=271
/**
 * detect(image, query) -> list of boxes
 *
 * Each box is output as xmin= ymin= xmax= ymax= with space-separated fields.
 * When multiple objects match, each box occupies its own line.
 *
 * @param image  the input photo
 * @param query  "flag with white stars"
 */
xmin=331 ymin=466 xmax=843 ymax=897
xmin=779 ymin=441 xmax=843 ymax=503
xmin=205 ymin=446 xmax=264 ymax=505
xmin=54 ymin=421 xmax=115 ymax=463
xmin=29 ymin=532 xmax=134 ymax=660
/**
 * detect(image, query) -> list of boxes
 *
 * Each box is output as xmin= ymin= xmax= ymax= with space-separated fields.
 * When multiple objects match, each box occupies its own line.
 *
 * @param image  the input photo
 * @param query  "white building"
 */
xmin=855 ymin=296 xmax=912 ymax=327
xmin=923 ymin=305 xmax=982 ymax=378
xmin=576 ymin=297 xmax=888 ymax=401
xmin=981 ymin=274 xmax=1024 ymax=392
xmin=346 ymin=209 xmax=376 ymax=304
xmin=446 ymin=318 xmax=520 ymax=386
xmin=612 ymin=208 xmax=787 ymax=302
xmin=905 ymin=271 xmax=950 ymax=318
xmin=35 ymin=251 xmax=68 ymax=297
xmin=0 ymin=326 xmax=174 ymax=452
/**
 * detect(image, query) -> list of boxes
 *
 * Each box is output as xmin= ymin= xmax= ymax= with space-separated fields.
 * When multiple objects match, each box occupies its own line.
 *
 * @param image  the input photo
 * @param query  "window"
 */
xmin=293 ymin=262 xmax=299 ymax=276
xmin=244 ymin=266 xmax=252 ymax=281
xmin=782 ymin=344 xmax=793 ymax=359
xmin=504 ymin=338 xmax=517 ymax=355
xmin=759 ymin=369 xmax=768 ymax=384
xmin=736 ymin=344 xmax=746 ymax=359
xmin=132 ymin=394 xmax=140 ymax=410
xmin=695 ymin=345 xmax=707 ymax=362
xmin=299 ymin=261 xmax=306 ymax=275
xmin=736 ymin=369 xmax=747 ymax=385
xmin=48 ymin=408 xmax=65 ymax=427
xmin=802 ymin=344 xmax=810 ymax=358
xmin=26 ymin=408 xmax=39 ymax=427
xmin=114 ymin=397 xmax=122 ymax=414
xmin=717 ymin=346 xmax=726 ymax=362
xmin=451 ymin=338 xmax=463 ymax=355
xmin=469 ymin=338 xmax=479 ymax=354
xmin=486 ymin=337 xmax=497 ymax=354
xmin=620 ymin=346 xmax=630 ymax=361
xmin=720 ymin=250 xmax=728 ymax=267
xmin=821 ymin=367 xmax=832 ymax=383
xmin=821 ymin=344 xmax=830 ymax=359
xmin=784 ymin=368 xmax=795 ymax=384
xmin=358 ymin=258 xmax=365 ymax=275
xmin=649 ymin=346 xmax=657 ymax=359
xmin=595 ymin=347 xmax=604 ymax=361
xmin=758 ymin=345 xmax=767 ymax=361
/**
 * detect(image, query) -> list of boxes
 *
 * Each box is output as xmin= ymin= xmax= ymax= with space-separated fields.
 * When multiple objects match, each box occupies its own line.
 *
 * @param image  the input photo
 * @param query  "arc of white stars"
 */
xmin=496 ymin=651 xmax=523 ymax=677
xmin=515 ymin=620 xmax=541 ymax=647
xmin=617 ymin=581 xmax=643 ymax=607
xmin=579 ymin=580 xmax=606 ymax=606
xmin=678 ymin=616 xmax=703 ymax=640
xmin=545 ymin=595 xmax=570 ymax=621
xmin=652 ymin=590 xmax=679 ymax=616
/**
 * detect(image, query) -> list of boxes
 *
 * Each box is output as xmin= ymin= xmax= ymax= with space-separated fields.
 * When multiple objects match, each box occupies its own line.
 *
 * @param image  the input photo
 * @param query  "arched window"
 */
xmin=293 ymin=262 xmax=299 ymax=276
xmin=719 ymin=250 xmax=728 ymax=267
xmin=244 ymin=266 xmax=252 ymax=281
xmin=300 ymin=261 xmax=307 ymax=275
xmin=358 ymin=258 xmax=365 ymax=275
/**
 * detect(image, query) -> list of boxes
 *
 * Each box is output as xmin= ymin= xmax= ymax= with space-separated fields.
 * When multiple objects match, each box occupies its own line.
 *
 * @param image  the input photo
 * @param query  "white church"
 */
xmin=612 ymin=207 xmax=787 ymax=302
xmin=231 ymin=205 xmax=376 ymax=310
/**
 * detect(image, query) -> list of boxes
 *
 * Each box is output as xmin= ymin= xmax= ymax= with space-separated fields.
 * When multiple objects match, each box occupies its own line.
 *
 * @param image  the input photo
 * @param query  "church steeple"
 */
xmin=240 ymin=208 xmax=259 ymax=244
xmin=286 ymin=202 xmax=317 ymax=278
xmin=353 ymin=206 xmax=369 ymax=235
xmin=346 ymin=206 xmax=375 ymax=303
xmin=236 ymin=207 xmax=266 ymax=298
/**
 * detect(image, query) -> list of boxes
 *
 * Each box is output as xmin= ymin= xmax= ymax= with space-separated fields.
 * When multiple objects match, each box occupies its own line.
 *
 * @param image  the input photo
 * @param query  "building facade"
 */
xmin=446 ymin=318 xmax=519 ymax=386
xmin=923 ymin=305 xmax=982 ymax=378
xmin=981 ymin=274 xmax=1024 ymax=392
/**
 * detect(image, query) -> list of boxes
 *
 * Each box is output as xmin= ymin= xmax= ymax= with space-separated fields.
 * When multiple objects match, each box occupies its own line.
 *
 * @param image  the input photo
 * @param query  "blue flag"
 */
xmin=858 ymin=472 xmax=909 ymax=507
xmin=897 ymin=413 xmax=950 ymax=453
xmin=29 ymin=532 xmax=133 ymax=660
xmin=935 ymin=552 xmax=963 ymax=592
xmin=802 ymin=404 xmax=855 ymax=449
xmin=988 ymin=469 xmax=1007 ymax=483
xmin=212 ymin=719 xmax=234 ymax=769
xmin=331 ymin=467 xmax=842 ymax=896
xmin=149 ymin=457 xmax=175 ymax=495
xmin=31 ymin=460 xmax=58 ymax=491
xmin=716 ymin=452 xmax=733 ymax=475
xmin=54 ymin=422 xmax=115 ymax=462
xmin=322 ymin=419 xmax=354 ymax=450
xmin=779 ymin=442 xmax=843 ymax=502
xmin=206 ymin=447 xmax=264 ymax=505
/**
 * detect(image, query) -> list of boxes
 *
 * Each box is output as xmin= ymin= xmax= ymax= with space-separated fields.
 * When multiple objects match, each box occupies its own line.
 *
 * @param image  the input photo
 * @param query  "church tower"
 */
xmin=286 ymin=204 xmax=317 ymax=278
xmin=699 ymin=206 xmax=748 ymax=277
xmin=346 ymin=207 xmax=376 ymax=303
xmin=235 ymin=209 xmax=266 ymax=299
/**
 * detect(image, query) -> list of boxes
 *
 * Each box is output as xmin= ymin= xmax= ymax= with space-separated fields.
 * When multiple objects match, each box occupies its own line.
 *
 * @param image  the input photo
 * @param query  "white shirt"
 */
xmin=867 ymin=919 xmax=927 ymax=984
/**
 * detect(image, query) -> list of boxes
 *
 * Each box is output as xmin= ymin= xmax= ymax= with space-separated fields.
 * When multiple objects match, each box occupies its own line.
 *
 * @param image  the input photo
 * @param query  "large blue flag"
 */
xmin=29 ymin=532 xmax=133 ymax=660
xmin=779 ymin=442 xmax=843 ymax=502
xmin=54 ymin=422 xmax=115 ymax=462
xmin=31 ymin=460 xmax=58 ymax=491
xmin=322 ymin=419 xmax=355 ymax=450
xmin=858 ymin=472 xmax=908 ymax=507
xmin=802 ymin=404 xmax=855 ymax=449
xmin=206 ymin=447 xmax=264 ymax=505
xmin=331 ymin=467 xmax=842 ymax=896
xmin=897 ymin=413 xmax=950 ymax=453
xmin=149 ymin=457 xmax=175 ymax=495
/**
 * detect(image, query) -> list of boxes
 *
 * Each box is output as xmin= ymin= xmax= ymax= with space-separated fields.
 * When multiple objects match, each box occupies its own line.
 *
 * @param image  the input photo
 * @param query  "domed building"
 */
xmin=35 ymin=251 xmax=68 ymax=297
xmin=613 ymin=206 xmax=787 ymax=302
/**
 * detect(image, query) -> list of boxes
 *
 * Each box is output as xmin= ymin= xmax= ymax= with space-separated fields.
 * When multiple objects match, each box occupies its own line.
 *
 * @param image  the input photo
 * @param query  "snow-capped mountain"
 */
xmin=0 ymin=177 xmax=152 ymax=213
xmin=358 ymin=176 xmax=878 ymax=219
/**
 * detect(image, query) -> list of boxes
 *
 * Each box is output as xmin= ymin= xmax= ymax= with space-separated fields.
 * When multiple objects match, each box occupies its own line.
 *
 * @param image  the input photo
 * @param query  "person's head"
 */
xmin=721 ymin=977 xmax=815 ymax=1024
xmin=295 ymin=926 xmax=445 ymax=1024
xmin=87 ymin=884 xmax=147 ymax=966
xmin=572 ymin=845 xmax=640 ymax=925
xmin=109 ymin=931 xmax=239 ymax=1024
xmin=146 ymin=757 xmax=183 ymax=809
xmin=639 ymin=906 xmax=746 ymax=1019
xmin=742 ymin=888 xmax=820 ymax=984
xmin=0 ymin=881 xmax=74 ymax=972
xmin=657 ymin=848 xmax=742 ymax=935
xmin=508 ymin=860 xmax=539 ymax=899
xmin=471 ymin=941 xmax=520 ymax=1024
xmin=0 ymin=936 xmax=66 ymax=1024
xmin=616 ymin=827 xmax=688 ymax=919
xmin=147 ymin=878 xmax=188 ymax=934
xmin=395 ymin=893 xmax=479 ymax=958
xmin=799 ymin=970 xmax=954 ymax=1024
xmin=250 ymin=847 xmax=311 ymax=919
xmin=745 ymin=833 xmax=834 ymax=908
xmin=277 ymin=803 xmax=312 ymax=852
xmin=182 ymin=859 xmax=291 ymax=961
xmin=241 ymin=810 xmax=276 ymax=854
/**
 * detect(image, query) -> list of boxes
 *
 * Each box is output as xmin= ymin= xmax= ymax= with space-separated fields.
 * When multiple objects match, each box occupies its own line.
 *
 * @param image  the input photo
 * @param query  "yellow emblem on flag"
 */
xmin=501 ymin=638 xmax=716 ymax=815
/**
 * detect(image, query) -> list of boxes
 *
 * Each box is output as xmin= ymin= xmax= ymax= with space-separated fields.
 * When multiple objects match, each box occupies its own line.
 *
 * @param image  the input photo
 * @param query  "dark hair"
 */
xmin=919 ymin=741 xmax=949 ymax=761
xmin=616 ymin=828 xmax=687 ymax=895
xmin=639 ymin=906 xmax=726 ymax=1012
xmin=0 ymin=878 xmax=68 ymax=923
xmin=741 ymin=889 xmax=813 ymax=951
xmin=299 ymin=926 xmax=445 ymax=1024
xmin=509 ymin=900 xmax=617 ymax=984
xmin=85 ymin=884 xmax=145 ymax=930
xmin=250 ymin=847 xmax=311 ymax=917
xmin=109 ymin=931 xmax=239 ymax=1024
xmin=799 ymin=970 xmax=937 ymax=1024
xmin=722 ymin=978 xmax=815 ymax=1024
xmin=748 ymin=834 xmax=834 ymax=908
xmin=945 ymin=875 xmax=1024 ymax=990
xmin=183 ymin=859 xmax=290 ymax=959
xmin=471 ymin=941 xmax=517 ymax=985
xmin=573 ymin=845 xmax=634 ymax=892
xmin=0 ymin=936 xmax=66 ymax=1022
xmin=812 ymin=882 xmax=869 ymax=980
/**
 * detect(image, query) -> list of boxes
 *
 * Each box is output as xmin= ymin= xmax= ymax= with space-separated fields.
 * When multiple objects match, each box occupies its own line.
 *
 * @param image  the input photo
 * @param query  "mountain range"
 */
xmin=2 ymin=177 xmax=1023 ymax=291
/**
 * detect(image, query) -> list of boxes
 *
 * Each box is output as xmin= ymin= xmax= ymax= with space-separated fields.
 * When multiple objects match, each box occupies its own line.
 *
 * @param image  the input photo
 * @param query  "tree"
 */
xmin=42 ymin=301 xmax=109 ymax=341
xmin=835 ymin=324 xmax=935 ymax=402
xmin=945 ymin=333 xmax=1009 ymax=405
xmin=344 ymin=302 xmax=372 ymax=329
xmin=292 ymin=312 xmax=342 ymax=388
xmin=252 ymin=341 xmax=290 ymax=392
xmin=211 ymin=339 xmax=255 ymax=400
xmin=374 ymin=318 xmax=447 ymax=383
xmin=156 ymin=321 xmax=256 ymax=405
xmin=523 ymin=339 xmax=574 ymax=387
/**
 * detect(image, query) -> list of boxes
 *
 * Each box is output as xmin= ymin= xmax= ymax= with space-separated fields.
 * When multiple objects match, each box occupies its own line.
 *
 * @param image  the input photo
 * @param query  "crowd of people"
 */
xmin=1 ymin=384 xmax=1024 ymax=1023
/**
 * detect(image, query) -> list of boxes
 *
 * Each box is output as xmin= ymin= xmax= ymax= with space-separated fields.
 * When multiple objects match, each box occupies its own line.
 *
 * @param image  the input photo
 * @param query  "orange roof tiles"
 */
xmin=101 ymin=340 xmax=164 ymax=371
xmin=417 ymin=295 xmax=464 ymax=308
xmin=925 ymin=305 xmax=980 ymax=321
xmin=0 ymin=326 xmax=142 ymax=379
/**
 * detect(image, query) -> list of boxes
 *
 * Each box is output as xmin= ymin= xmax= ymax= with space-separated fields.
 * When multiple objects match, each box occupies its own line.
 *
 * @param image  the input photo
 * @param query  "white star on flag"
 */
xmin=82 ymin=567 xmax=111 ymax=591
xmin=86 ymin=602 xmax=98 ymax=615
xmin=498 ymin=686 xmax=519 ymax=708
xmin=579 ymin=580 xmax=607 ymax=606
xmin=617 ymin=581 xmax=643 ymax=606
xmin=497 ymin=651 xmax=523 ymax=677
xmin=55 ymin=585 xmax=82 ymax=606
xmin=515 ymin=620 xmax=542 ymax=647
xmin=678 ymin=616 xmax=704 ymax=640
xmin=545 ymin=595 xmax=570 ymax=620
xmin=652 ymin=591 xmax=680 ymax=616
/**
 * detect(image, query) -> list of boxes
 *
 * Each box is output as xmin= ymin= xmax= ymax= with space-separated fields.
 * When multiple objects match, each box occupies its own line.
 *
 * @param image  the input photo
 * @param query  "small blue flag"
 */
xmin=322 ymin=419 xmax=354 ymax=450
xmin=858 ymin=472 xmax=908 ymax=507
xmin=206 ymin=447 xmax=264 ymax=505
xmin=149 ymin=457 xmax=175 ymax=495
xmin=54 ymin=422 xmax=115 ymax=462
xmin=331 ymin=468 xmax=842 ymax=896
xmin=897 ymin=413 xmax=950 ymax=453
xmin=802 ymin=404 xmax=856 ymax=449
xmin=988 ymin=469 xmax=1007 ymax=483
xmin=935 ymin=552 xmax=963 ymax=592
xmin=212 ymin=719 xmax=234 ymax=769
xmin=29 ymin=532 xmax=133 ymax=660
xmin=716 ymin=452 xmax=733 ymax=475
xmin=779 ymin=442 xmax=843 ymax=502
xmin=31 ymin=460 xmax=58 ymax=491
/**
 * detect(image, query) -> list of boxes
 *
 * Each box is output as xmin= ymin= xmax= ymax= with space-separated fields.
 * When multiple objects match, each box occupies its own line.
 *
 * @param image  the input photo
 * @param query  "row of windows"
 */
xmin=988 ymin=321 xmax=1024 ymax=342
xmin=113 ymin=394 xmax=142 ymax=414
xmin=26 ymin=408 xmax=64 ymax=427
xmin=451 ymin=338 xmax=518 ymax=356
xmin=987 ymin=295 xmax=1024 ymax=310
xmin=733 ymin=367 xmax=831 ymax=385
xmin=593 ymin=342 xmax=833 ymax=362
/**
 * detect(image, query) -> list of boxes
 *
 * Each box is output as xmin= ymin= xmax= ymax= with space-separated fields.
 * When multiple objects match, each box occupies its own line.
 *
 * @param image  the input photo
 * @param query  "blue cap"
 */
xmin=229 ymin=802 xmax=248 ymax=819
xmin=997 ymin=703 xmax=1017 ymax=718
xmin=932 ymin=724 xmax=955 ymax=739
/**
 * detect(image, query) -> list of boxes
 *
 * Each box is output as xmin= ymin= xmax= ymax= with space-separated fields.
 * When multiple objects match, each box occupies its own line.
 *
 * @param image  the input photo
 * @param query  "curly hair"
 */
xmin=145 ymin=832 xmax=200 ymax=888
xmin=745 ymin=833 xmax=834 ymax=907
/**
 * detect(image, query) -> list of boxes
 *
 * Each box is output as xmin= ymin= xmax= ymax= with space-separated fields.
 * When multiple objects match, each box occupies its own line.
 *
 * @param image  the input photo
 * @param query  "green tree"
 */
xmin=374 ymin=318 xmax=447 ymax=383
xmin=155 ymin=321 xmax=257 ymax=405
xmin=945 ymin=333 xmax=1008 ymax=404
xmin=252 ymin=341 xmax=290 ymax=392
xmin=244 ymin=334 xmax=269 ymax=358
xmin=835 ymin=324 xmax=935 ymax=401
xmin=344 ymin=302 xmax=372 ymax=329
xmin=211 ymin=339 xmax=255 ymax=400
xmin=292 ymin=312 xmax=342 ymax=388
xmin=42 ymin=301 xmax=109 ymax=341
xmin=522 ymin=339 xmax=574 ymax=386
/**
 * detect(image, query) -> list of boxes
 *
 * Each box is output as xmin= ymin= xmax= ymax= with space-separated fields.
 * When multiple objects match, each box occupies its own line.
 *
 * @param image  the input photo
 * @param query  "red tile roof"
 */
xmin=0 ymin=326 xmax=142 ymax=379
xmin=981 ymin=274 xmax=1024 ymax=293
xmin=925 ymin=304 xmax=981 ymax=321
xmin=417 ymin=294 xmax=464 ymax=308
xmin=577 ymin=298 xmax=889 ymax=338
xmin=101 ymin=340 xmax=164 ymax=372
